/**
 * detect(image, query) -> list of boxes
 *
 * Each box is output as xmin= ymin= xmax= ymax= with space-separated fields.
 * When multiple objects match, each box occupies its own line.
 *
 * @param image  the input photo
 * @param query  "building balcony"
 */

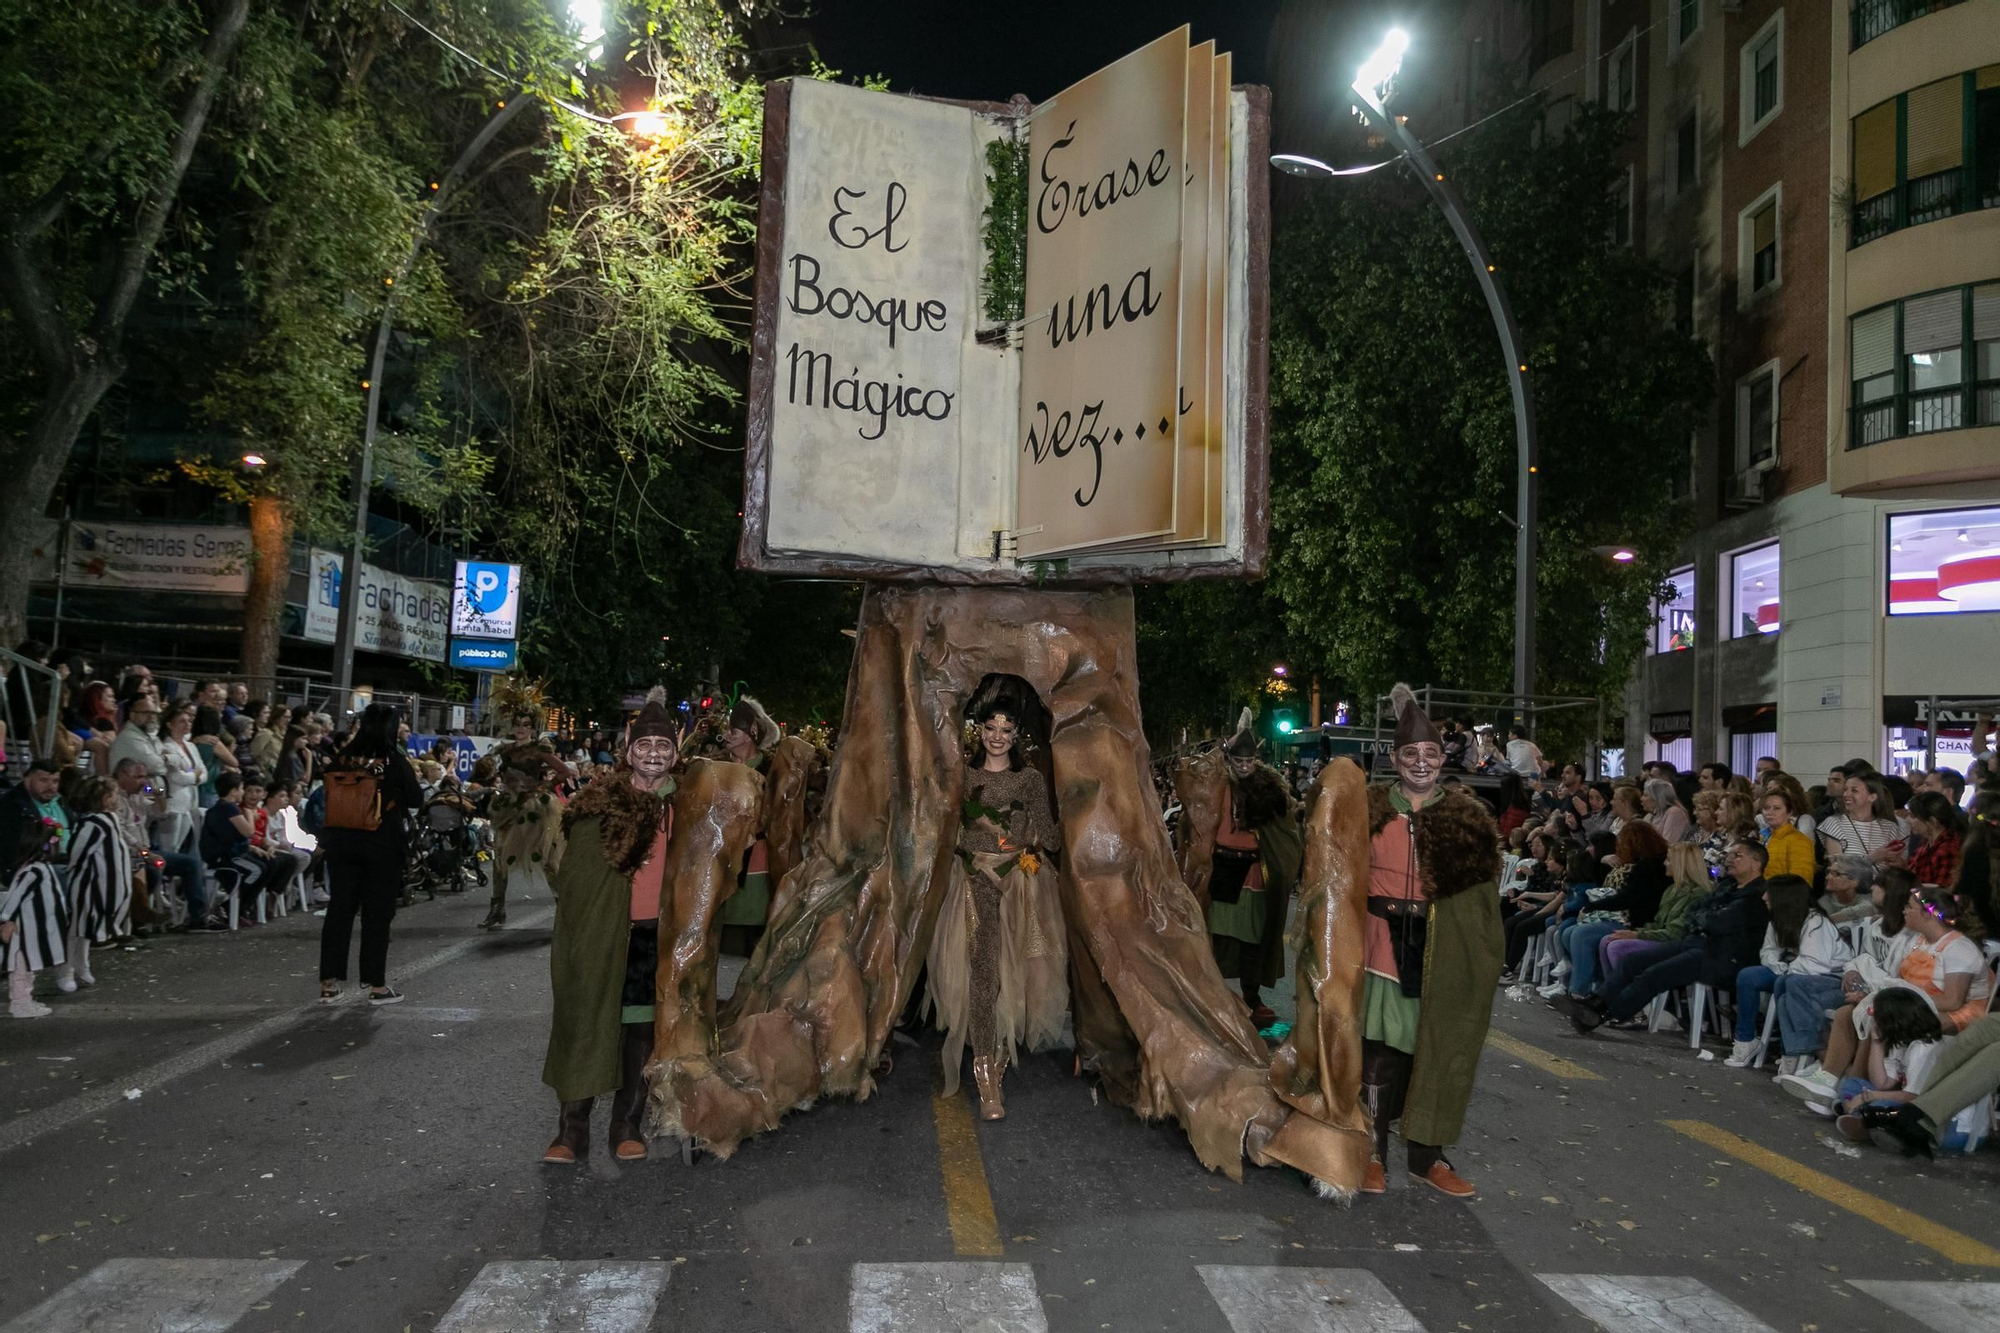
xmin=1852 ymin=0 xmax=1967 ymax=50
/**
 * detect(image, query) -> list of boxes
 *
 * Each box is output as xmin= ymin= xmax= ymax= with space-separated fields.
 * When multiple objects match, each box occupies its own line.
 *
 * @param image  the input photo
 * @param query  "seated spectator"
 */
xmin=1496 ymin=773 xmax=1531 ymax=841
xmin=1579 ymin=783 xmax=1615 ymax=841
xmin=1690 ymin=791 xmax=1727 ymax=863
xmin=1643 ymin=779 xmax=1690 ymax=843
xmin=1780 ymin=881 xmax=1989 ymax=1102
xmin=273 ymin=725 xmax=314 ymax=791
xmin=1904 ymin=791 xmax=1965 ymax=888
xmin=1607 ymin=785 xmax=1641 ymax=838
xmin=254 ymin=783 xmax=311 ymax=901
xmin=1844 ymin=1009 xmax=2000 ymax=1157
xmin=1581 ymin=841 xmax=1713 ymax=1002
xmin=1758 ymin=786 xmax=1815 ymax=884
xmin=197 ymin=771 xmax=287 ymax=929
xmin=1 ymin=761 xmax=71 ymax=859
xmin=251 ymin=708 xmax=284 ymax=772
xmin=1559 ymin=821 xmax=1670 ymax=998
xmin=1718 ymin=791 xmax=1758 ymax=843
xmin=190 ymin=705 xmax=240 ymax=808
xmin=1819 ymin=854 xmax=1879 ymax=925
xmin=1819 ymin=772 xmax=1907 ymax=864
xmin=1560 ymin=838 xmax=1770 ymax=1033
xmin=63 ymin=679 xmax=118 ymax=774
xmin=1499 ymin=831 xmax=1566 ymax=982
xmin=1919 ymin=766 xmax=1965 ymax=807
xmin=1728 ymin=874 xmax=1852 ymax=1069
xmin=1828 ymin=988 xmax=1947 ymax=1124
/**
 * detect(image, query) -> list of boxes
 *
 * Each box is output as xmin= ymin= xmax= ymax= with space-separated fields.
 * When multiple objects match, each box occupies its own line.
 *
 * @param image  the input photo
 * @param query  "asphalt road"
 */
xmin=3 ymin=882 xmax=1998 ymax=1332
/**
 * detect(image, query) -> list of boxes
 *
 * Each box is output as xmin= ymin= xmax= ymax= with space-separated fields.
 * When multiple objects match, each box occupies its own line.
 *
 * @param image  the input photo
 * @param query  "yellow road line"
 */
xmin=1664 ymin=1119 xmax=2000 ymax=1267
xmin=1486 ymin=1029 xmax=1604 ymax=1081
xmin=931 ymin=1089 xmax=1004 ymax=1257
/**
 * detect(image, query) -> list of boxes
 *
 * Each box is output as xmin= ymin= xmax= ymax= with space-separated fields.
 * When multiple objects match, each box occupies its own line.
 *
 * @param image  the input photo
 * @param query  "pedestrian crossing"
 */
xmin=2 ymin=1259 xmax=1995 ymax=1332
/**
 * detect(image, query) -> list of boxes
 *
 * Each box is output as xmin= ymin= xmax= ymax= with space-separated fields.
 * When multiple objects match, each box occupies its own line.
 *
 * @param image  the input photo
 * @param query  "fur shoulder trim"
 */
xmin=1413 ymin=787 xmax=1501 ymax=898
xmin=563 ymin=775 xmax=664 ymax=878
xmin=1366 ymin=783 xmax=1399 ymax=837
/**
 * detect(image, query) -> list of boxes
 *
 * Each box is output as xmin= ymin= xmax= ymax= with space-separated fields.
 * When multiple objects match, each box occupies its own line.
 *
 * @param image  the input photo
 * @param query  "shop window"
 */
xmin=1739 ymin=14 xmax=1783 ymax=145
xmin=1730 ymin=731 xmax=1777 ymax=777
xmin=1726 ymin=541 xmax=1780 ymax=638
xmin=1653 ymin=565 xmax=1695 ymax=652
xmin=1887 ymin=506 xmax=2000 ymax=615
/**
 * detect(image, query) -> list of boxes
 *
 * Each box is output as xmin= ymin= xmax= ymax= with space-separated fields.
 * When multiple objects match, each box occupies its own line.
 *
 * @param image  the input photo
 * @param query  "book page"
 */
xmin=1015 ymin=27 xmax=1188 ymax=558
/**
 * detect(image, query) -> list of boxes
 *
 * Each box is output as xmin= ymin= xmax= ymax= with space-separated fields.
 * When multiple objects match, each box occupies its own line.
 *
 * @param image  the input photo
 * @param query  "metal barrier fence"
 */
xmin=1 ymin=649 xmax=62 ymax=781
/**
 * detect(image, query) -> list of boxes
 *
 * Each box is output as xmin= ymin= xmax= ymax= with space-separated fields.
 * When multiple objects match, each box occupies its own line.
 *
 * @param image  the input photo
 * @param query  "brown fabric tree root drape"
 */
xmin=644 ymin=584 xmax=1369 ymax=1192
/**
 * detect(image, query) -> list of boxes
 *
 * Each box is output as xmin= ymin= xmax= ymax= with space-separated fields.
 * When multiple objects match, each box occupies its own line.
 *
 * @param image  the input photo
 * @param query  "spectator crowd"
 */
xmin=1481 ymin=728 xmax=2000 ymax=1162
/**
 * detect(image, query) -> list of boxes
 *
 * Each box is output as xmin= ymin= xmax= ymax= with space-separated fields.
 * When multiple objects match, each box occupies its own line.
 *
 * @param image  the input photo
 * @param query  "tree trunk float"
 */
xmin=646 ymin=584 xmax=1373 ymax=1193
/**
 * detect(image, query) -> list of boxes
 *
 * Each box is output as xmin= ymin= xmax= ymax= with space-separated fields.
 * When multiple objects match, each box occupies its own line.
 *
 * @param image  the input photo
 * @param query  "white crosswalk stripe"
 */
xmin=1537 ymin=1275 xmax=1778 ymax=1332
xmin=1849 ymin=1280 xmax=2000 ymax=1332
xmin=0 ymin=1257 xmax=303 ymax=1333
xmin=1199 ymin=1265 xmax=1425 ymax=1332
xmin=849 ymin=1262 xmax=1047 ymax=1333
xmin=435 ymin=1260 xmax=673 ymax=1333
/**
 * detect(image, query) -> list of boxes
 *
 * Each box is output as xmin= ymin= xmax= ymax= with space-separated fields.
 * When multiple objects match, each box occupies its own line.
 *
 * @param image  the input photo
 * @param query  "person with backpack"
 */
xmin=317 ymin=704 xmax=423 ymax=1005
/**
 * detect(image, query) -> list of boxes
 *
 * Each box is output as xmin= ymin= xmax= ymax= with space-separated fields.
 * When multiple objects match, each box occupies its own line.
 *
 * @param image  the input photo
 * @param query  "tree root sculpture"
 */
xmin=644 ymin=584 xmax=1370 ymax=1192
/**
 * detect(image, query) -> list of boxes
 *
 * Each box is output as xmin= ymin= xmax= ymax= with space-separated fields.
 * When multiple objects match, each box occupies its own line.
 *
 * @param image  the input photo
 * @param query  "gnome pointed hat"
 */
xmin=1389 ymin=682 xmax=1440 ymax=749
xmin=728 ymin=694 xmax=781 ymax=752
xmin=628 ymin=685 xmax=682 ymax=745
xmin=1223 ymin=705 xmax=1260 ymax=758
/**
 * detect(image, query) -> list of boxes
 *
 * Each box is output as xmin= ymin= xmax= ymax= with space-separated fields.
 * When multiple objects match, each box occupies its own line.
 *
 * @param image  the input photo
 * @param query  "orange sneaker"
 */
xmin=1412 ymin=1160 xmax=1476 ymax=1198
xmin=1360 ymin=1160 xmax=1387 ymax=1195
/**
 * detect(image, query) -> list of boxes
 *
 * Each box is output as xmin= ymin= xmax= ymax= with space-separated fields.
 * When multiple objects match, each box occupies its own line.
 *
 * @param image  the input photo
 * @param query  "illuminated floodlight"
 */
xmin=242 ymin=453 xmax=267 ymax=468
xmin=568 ymin=0 xmax=604 ymax=44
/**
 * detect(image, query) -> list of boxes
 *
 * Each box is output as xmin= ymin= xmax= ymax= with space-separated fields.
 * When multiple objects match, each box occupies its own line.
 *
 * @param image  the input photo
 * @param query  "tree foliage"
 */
xmin=1258 ymin=98 xmax=1711 ymax=746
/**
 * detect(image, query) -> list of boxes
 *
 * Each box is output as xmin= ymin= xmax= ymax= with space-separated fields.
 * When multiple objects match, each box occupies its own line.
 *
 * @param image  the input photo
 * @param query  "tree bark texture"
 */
xmin=645 ymin=584 xmax=1370 ymax=1191
xmin=0 ymin=0 xmax=251 ymax=647
xmin=239 ymin=493 xmax=292 ymax=698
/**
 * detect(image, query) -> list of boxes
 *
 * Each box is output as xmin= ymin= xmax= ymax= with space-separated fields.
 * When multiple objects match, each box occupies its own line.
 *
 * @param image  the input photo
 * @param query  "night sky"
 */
xmin=768 ymin=0 xmax=1282 ymax=104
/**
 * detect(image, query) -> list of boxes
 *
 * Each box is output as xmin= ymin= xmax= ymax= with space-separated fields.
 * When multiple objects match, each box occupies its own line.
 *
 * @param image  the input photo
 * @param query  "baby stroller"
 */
xmin=416 ymin=797 xmax=483 ymax=897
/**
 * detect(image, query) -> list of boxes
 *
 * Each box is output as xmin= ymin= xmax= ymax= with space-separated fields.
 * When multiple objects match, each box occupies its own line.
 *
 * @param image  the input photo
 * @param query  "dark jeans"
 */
xmin=1602 ymin=940 xmax=1706 ymax=1021
xmin=1504 ymin=910 xmax=1552 ymax=970
xmin=319 ymin=838 xmax=403 ymax=988
xmin=152 ymin=844 xmax=209 ymax=921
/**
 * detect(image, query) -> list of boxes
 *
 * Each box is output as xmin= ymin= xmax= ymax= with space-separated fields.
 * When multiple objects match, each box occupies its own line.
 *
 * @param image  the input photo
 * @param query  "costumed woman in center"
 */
xmin=1206 ymin=709 xmax=1303 ymax=1031
xmin=481 ymin=681 xmax=572 ymax=930
xmin=540 ymin=688 xmax=680 ymax=1163
xmin=925 ymin=677 xmax=1068 ymax=1121
xmin=717 ymin=695 xmax=781 ymax=958
xmin=1360 ymin=684 xmax=1505 ymax=1198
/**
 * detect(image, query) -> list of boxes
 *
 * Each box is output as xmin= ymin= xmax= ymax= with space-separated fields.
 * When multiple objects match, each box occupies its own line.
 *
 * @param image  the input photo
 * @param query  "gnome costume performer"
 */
xmin=540 ymin=689 xmax=680 ymax=1163
xmin=924 ymin=676 xmax=1068 ymax=1120
xmin=1359 ymin=684 xmax=1505 ymax=1197
xmin=1204 ymin=708 xmax=1303 ymax=1028
xmin=482 ymin=685 xmax=571 ymax=930
xmin=717 ymin=694 xmax=783 ymax=955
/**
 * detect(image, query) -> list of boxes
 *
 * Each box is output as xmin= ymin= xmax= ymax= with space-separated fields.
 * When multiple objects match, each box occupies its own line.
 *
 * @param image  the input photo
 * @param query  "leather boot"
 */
xmin=972 ymin=1055 xmax=1005 ymax=1121
xmin=542 ymin=1098 xmax=592 ymax=1164
xmin=607 ymin=1024 xmax=652 ymax=1160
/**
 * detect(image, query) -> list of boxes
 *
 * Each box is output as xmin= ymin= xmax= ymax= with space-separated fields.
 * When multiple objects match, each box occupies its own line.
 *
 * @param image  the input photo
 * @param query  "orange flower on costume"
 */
xmin=1018 ymin=852 xmax=1041 ymax=876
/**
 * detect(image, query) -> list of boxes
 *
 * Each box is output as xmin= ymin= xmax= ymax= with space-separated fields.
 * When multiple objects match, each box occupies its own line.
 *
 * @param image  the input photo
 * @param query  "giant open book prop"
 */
xmin=739 ymin=28 xmax=1271 ymax=582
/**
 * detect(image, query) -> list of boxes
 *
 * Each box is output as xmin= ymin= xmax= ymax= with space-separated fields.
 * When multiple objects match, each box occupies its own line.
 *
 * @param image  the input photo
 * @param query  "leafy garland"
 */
xmin=980 ymin=133 xmax=1028 ymax=325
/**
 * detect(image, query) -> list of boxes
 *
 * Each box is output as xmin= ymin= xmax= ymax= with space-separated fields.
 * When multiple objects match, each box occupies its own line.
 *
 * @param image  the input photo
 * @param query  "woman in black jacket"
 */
xmin=317 ymin=704 xmax=423 ymax=1005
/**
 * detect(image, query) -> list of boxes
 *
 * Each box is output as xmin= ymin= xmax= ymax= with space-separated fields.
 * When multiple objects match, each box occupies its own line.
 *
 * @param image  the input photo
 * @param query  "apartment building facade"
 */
xmin=1410 ymin=0 xmax=2000 ymax=780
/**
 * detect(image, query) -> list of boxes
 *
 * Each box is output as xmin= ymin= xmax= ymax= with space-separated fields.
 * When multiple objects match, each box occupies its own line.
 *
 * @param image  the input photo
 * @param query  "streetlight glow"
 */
xmin=1352 ymin=28 xmax=1410 ymax=103
xmin=1612 ymin=548 xmax=1636 ymax=563
xmin=242 ymin=453 xmax=267 ymax=468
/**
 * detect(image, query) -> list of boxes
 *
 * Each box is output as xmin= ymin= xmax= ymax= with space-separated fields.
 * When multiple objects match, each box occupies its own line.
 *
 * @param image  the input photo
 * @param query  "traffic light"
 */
xmin=1272 ymin=709 xmax=1298 ymax=736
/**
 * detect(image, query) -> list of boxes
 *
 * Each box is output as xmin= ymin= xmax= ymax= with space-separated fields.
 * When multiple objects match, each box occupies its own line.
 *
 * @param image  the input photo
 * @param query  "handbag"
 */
xmin=1208 ymin=845 xmax=1258 ymax=904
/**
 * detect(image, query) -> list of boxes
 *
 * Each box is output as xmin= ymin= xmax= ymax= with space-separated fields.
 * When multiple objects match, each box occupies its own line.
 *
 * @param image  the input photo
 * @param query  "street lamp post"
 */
xmin=329 ymin=91 xmax=531 ymax=713
xmin=1275 ymin=31 xmax=1540 ymax=724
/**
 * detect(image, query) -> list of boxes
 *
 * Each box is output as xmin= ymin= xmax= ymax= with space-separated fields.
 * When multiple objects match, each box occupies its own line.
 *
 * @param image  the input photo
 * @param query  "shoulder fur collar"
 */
xmin=562 ymin=774 xmax=665 ymax=878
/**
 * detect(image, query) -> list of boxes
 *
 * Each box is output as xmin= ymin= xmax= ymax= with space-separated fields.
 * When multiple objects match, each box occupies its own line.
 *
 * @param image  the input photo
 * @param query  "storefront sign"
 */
xmin=60 ymin=521 xmax=252 ymax=594
xmin=1648 ymin=711 xmax=1692 ymax=736
xmin=449 ymin=638 xmax=518 ymax=672
xmin=302 ymin=549 xmax=448 ymax=662
xmin=451 ymin=561 xmax=522 ymax=641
